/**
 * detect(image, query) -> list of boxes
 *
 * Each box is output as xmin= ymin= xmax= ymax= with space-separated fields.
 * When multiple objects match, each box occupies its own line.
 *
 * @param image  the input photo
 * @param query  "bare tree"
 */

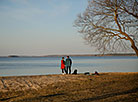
xmin=74 ymin=0 xmax=138 ymax=56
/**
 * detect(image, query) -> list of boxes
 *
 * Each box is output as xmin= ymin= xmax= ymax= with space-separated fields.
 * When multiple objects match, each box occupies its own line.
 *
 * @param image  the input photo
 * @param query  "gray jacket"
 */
xmin=65 ymin=58 xmax=72 ymax=66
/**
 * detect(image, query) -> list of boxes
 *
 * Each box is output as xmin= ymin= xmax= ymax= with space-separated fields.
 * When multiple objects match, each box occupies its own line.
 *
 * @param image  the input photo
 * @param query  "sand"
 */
xmin=0 ymin=72 xmax=138 ymax=102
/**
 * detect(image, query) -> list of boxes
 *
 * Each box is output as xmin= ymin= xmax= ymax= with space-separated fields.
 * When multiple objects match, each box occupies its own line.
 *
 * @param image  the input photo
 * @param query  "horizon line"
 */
xmin=0 ymin=53 xmax=136 ymax=57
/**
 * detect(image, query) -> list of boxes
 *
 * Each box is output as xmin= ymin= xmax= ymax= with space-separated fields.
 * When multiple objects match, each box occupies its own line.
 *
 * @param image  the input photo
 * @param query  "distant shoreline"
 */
xmin=0 ymin=53 xmax=137 ymax=58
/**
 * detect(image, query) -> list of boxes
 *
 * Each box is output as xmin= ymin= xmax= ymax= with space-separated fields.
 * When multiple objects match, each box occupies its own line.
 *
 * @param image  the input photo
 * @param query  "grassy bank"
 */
xmin=0 ymin=72 xmax=138 ymax=102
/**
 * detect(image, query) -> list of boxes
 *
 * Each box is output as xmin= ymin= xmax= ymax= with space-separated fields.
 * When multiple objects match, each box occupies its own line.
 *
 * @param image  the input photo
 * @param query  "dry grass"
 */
xmin=0 ymin=72 xmax=138 ymax=102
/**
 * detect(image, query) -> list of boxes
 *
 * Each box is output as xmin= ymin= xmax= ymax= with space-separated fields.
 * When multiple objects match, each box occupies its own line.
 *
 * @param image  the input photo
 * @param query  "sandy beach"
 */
xmin=0 ymin=72 xmax=138 ymax=102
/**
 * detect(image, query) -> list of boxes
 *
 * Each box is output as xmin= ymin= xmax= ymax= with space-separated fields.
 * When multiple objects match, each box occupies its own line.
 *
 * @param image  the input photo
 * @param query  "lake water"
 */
xmin=0 ymin=56 xmax=138 ymax=76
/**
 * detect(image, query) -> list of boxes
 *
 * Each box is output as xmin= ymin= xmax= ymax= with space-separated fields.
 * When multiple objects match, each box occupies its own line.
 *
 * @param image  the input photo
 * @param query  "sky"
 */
xmin=0 ymin=0 xmax=96 ymax=56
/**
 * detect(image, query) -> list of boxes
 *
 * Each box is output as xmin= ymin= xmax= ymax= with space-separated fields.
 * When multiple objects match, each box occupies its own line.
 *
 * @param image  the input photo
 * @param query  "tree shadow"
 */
xmin=0 ymin=95 xmax=21 ymax=101
xmin=74 ymin=87 xmax=138 ymax=102
xmin=0 ymin=93 xmax=65 ymax=102
xmin=16 ymin=93 xmax=65 ymax=102
xmin=39 ymin=93 xmax=65 ymax=98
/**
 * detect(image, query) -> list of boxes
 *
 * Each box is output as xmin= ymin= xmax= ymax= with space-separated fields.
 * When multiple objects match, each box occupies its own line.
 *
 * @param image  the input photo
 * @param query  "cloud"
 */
xmin=49 ymin=3 xmax=70 ymax=17
xmin=10 ymin=0 xmax=71 ymax=17
xmin=0 ymin=3 xmax=45 ymax=21
xmin=10 ymin=0 xmax=29 ymax=6
xmin=0 ymin=0 xmax=72 ymax=23
xmin=42 ymin=0 xmax=71 ymax=18
xmin=11 ymin=8 xmax=45 ymax=20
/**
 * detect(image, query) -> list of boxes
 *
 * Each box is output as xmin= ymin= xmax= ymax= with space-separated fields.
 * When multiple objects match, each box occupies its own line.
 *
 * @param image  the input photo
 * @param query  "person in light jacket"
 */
xmin=65 ymin=56 xmax=72 ymax=74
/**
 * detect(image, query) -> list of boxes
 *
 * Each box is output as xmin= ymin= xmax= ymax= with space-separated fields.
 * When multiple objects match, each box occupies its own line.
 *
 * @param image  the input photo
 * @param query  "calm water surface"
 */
xmin=0 ymin=56 xmax=138 ymax=76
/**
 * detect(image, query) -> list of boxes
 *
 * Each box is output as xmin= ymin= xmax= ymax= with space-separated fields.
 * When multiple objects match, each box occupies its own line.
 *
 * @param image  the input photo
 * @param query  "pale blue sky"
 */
xmin=0 ymin=0 xmax=96 ymax=56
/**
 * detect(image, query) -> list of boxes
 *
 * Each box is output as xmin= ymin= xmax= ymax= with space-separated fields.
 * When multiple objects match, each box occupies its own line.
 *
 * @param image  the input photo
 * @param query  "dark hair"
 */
xmin=67 ymin=56 xmax=69 ymax=58
xmin=62 ymin=57 xmax=64 ymax=59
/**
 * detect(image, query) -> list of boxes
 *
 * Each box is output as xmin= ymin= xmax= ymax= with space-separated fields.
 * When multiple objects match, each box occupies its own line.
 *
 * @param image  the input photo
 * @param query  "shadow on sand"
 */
xmin=74 ymin=87 xmax=138 ymax=102
xmin=0 ymin=93 xmax=65 ymax=102
xmin=0 ymin=95 xmax=21 ymax=101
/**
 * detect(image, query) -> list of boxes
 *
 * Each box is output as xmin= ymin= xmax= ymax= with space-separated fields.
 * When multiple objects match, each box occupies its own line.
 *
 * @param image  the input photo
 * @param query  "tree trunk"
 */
xmin=131 ymin=43 xmax=138 ymax=57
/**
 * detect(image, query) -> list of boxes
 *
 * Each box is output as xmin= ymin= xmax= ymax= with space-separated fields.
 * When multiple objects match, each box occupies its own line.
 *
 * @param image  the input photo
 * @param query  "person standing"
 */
xmin=61 ymin=57 xmax=65 ymax=75
xmin=65 ymin=56 xmax=72 ymax=74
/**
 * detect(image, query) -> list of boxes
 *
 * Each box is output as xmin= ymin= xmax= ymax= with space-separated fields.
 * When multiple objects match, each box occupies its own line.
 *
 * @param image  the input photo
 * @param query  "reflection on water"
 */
xmin=0 ymin=56 xmax=138 ymax=76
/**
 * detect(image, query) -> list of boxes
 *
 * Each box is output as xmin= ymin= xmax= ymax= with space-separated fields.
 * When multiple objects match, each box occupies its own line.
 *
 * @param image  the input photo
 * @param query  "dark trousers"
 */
xmin=61 ymin=69 xmax=65 ymax=73
xmin=66 ymin=66 xmax=71 ymax=74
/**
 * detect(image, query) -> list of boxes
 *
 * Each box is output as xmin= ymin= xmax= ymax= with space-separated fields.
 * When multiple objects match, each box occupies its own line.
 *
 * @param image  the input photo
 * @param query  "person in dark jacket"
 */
xmin=65 ymin=56 xmax=72 ymax=74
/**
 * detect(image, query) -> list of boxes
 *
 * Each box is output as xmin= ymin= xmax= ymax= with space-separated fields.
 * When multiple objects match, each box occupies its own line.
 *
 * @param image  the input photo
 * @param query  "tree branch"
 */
xmin=119 ymin=7 xmax=138 ymax=19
